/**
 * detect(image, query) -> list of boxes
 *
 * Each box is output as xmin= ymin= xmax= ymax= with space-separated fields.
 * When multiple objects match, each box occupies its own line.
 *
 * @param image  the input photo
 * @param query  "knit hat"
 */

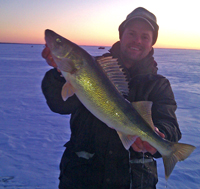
xmin=118 ymin=7 xmax=159 ymax=45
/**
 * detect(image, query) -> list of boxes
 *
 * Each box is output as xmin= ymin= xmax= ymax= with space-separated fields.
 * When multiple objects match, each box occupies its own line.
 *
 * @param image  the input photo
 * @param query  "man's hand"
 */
xmin=131 ymin=127 xmax=165 ymax=155
xmin=42 ymin=44 xmax=60 ymax=71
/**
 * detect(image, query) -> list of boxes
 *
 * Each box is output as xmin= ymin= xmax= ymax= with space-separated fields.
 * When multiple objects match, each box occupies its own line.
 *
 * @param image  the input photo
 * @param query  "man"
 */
xmin=42 ymin=7 xmax=181 ymax=189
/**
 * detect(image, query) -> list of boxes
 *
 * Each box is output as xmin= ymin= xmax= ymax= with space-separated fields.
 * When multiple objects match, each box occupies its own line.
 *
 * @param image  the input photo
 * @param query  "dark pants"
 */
xmin=130 ymin=159 xmax=158 ymax=189
xmin=59 ymin=148 xmax=106 ymax=189
xmin=59 ymin=148 xmax=157 ymax=189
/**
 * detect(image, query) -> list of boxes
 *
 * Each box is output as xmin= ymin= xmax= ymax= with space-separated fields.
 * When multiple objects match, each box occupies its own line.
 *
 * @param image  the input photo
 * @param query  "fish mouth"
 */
xmin=45 ymin=29 xmax=64 ymax=47
xmin=44 ymin=29 xmax=73 ymax=58
xmin=45 ymin=29 xmax=57 ymax=51
xmin=45 ymin=29 xmax=54 ymax=37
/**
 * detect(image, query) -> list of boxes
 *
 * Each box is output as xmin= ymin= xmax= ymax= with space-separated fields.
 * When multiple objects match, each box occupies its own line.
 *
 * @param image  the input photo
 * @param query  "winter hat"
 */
xmin=118 ymin=7 xmax=159 ymax=45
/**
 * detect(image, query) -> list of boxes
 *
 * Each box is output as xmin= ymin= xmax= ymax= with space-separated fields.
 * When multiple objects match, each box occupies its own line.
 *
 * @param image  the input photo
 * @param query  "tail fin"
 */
xmin=163 ymin=143 xmax=195 ymax=179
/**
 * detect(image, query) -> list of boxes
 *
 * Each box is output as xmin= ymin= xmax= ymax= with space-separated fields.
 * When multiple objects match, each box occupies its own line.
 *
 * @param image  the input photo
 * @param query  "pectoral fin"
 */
xmin=61 ymin=82 xmax=76 ymax=101
xmin=117 ymin=131 xmax=138 ymax=150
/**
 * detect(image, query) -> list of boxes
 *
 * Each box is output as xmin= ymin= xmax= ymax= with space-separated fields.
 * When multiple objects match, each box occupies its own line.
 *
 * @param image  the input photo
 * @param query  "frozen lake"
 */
xmin=0 ymin=43 xmax=199 ymax=188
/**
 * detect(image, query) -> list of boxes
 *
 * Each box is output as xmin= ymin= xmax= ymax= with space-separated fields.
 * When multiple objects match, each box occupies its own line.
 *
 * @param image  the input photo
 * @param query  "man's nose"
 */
xmin=133 ymin=35 xmax=141 ymax=44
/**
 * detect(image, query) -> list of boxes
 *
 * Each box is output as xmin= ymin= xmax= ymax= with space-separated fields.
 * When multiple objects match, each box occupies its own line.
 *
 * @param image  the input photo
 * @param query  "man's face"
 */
xmin=120 ymin=19 xmax=153 ymax=68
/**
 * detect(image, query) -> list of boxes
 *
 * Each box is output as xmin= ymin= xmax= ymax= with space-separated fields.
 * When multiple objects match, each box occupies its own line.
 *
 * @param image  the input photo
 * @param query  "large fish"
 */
xmin=45 ymin=29 xmax=195 ymax=179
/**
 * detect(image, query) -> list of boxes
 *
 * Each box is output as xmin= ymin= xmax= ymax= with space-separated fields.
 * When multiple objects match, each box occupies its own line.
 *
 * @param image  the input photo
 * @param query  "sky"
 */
xmin=1 ymin=0 xmax=200 ymax=49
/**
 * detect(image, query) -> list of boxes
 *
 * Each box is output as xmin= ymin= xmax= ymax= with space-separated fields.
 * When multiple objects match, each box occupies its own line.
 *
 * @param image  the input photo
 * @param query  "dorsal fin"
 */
xmin=132 ymin=101 xmax=154 ymax=130
xmin=97 ymin=56 xmax=129 ymax=96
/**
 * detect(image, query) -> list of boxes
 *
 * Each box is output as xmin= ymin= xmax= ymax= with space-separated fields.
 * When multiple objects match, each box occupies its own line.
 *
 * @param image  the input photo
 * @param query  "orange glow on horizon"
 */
xmin=1 ymin=0 xmax=199 ymax=50
xmin=1 ymin=30 xmax=199 ymax=50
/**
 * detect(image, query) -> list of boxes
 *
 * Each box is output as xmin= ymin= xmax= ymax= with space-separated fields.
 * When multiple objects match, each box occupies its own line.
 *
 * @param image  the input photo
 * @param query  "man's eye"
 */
xmin=129 ymin=32 xmax=135 ymax=36
xmin=143 ymin=36 xmax=149 ymax=40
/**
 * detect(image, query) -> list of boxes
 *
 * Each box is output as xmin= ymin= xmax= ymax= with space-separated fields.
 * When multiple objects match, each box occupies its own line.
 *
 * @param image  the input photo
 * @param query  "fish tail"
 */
xmin=163 ymin=142 xmax=195 ymax=179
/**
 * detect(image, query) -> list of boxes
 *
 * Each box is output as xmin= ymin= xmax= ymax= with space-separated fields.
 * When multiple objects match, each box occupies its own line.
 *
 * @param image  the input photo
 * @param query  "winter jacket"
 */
xmin=41 ymin=41 xmax=181 ymax=189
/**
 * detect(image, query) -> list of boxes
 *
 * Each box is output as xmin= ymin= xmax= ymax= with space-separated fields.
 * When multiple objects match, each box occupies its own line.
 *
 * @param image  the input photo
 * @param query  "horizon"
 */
xmin=1 ymin=0 xmax=200 ymax=50
xmin=1 ymin=42 xmax=200 ymax=51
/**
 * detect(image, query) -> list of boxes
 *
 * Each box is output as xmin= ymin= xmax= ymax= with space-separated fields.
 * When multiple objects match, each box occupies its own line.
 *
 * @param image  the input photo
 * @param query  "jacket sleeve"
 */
xmin=151 ymin=77 xmax=182 ymax=143
xmin=41 ymin=68 xmax=82 ymax=114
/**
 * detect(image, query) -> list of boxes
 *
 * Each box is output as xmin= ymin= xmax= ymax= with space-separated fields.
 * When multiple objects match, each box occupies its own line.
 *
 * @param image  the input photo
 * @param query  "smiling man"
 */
xmin=120 ymin=19 xmax=154 ymax=66
xmin=42 ymin=7 xmax=181 ymax=189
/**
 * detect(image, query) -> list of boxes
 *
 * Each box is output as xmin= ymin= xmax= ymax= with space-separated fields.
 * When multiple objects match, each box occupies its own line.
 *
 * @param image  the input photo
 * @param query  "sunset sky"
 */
xmin=1 ymin=0 xmax=200 ymax=49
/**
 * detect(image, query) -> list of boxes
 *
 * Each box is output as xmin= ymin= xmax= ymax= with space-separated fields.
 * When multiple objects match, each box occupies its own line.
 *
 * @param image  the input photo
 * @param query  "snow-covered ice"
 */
xmin=0 ymin=44 xmax=199 ymax=188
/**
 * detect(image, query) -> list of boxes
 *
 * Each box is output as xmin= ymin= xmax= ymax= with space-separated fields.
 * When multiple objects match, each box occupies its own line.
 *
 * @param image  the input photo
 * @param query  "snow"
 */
xmin=0 ymin=44 xmax=199 ymax=188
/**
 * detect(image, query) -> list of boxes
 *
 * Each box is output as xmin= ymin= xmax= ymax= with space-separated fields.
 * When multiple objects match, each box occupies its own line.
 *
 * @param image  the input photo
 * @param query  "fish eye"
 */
xmin=56 ymin=38 xmax=62 ymax=43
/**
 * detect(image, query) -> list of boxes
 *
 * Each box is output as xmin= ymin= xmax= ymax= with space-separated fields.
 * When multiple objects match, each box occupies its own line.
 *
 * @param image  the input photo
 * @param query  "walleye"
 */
xmin=45 ymin=29 xmax=195 ymax=179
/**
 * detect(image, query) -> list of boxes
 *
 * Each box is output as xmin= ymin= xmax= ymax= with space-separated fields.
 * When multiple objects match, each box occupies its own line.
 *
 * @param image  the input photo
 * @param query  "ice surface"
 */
xmin=0 ymin=44 xmax=199 ymax=188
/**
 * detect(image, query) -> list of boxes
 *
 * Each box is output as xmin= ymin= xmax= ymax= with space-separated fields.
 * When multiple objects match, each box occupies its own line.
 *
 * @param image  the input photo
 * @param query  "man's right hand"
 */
xmin=42 ymin=44 xmax=58 ymax=69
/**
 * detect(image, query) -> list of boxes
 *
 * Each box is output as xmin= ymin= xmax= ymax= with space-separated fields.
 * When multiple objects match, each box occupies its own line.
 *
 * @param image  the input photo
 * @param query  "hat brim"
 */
xmin=123 ymin=16 xmax=155 ymax=31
